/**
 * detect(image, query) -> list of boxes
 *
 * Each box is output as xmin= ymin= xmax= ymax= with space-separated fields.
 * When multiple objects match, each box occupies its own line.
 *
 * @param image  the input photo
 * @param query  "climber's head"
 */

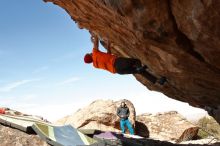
xmin=84 ymin=53 xmax=93 ymax=64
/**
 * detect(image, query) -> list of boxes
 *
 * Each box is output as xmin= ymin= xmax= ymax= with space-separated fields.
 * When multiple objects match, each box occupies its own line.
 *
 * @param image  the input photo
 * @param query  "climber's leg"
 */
xmin=114 ymin=57 xmax=167 ymax=85
xmin=140 ymin=71 xmax=167 ymax=85
xmin=139 ymin=71 xmax=157 ymax=84
xmin=129 ymin=59 xmax=157 ymax=83
xmin=132 ymin=59 xmax=149 ymax=73
xmin=114 ymin=57 xmax=139 ymax=74
xmin=132 ymin=59 xmax=167 ymax=84
xmin=125 ymin=119 xmax=134 ymax=135
xmin=120 ymin=119 xmax=126 ymax=134
xmin=114 ymin=57 xmax=155 ymax=82
xmin=115 ymin=57 xmax=149 ymax=74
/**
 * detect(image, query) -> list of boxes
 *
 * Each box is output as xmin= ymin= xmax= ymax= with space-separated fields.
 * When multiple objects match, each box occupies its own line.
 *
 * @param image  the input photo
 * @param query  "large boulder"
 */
xmin=56 ymin=99 xmax=136 ymax=133
xmin=44 ymin=0 xmax=220 ymax=123
xmin=136 ymin=111 xmax=199 ymax=142
xmin=56 ymin=100 xmax=200 ymax=142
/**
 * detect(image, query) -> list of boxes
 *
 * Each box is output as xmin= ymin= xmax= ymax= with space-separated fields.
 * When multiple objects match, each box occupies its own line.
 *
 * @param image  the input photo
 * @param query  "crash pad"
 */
xmin=94 ymin=131 xmax=120 ymax=140
xmin=0 ymin=108 xmax=5 ymax=114
xmin=0 ymin=114 xmax=38 ymax=133
xmin=32 ymin=123 xmax=97 ymax=146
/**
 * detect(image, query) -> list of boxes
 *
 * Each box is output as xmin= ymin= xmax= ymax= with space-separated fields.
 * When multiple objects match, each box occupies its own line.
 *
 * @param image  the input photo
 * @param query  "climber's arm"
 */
xmin=126 ymin=108 xmax=130 ymax=117
xmin=91 ymin=35 xmax=99 ymax=50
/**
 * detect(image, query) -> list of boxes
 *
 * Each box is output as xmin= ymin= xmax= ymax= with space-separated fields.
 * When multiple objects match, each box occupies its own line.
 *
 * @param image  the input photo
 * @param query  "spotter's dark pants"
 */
xmin=114 ymin=57 xmax=157 ymax=84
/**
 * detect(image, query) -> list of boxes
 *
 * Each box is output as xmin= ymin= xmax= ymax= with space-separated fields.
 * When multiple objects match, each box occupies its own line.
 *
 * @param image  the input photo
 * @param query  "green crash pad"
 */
xmin=32 ymin=123 xmax=97 ymax=146
xmin=0 ymin=114 xmax=49 ymax=133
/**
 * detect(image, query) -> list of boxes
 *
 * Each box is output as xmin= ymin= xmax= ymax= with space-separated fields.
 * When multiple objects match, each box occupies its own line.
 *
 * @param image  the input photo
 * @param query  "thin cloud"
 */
xmin=0 ymin=94 xmax=38 ymax=108
xmin=0 ymin=79 xmax=39 ymax=92
xmin=20 ymin=94 xmax=38 ymax=101
xmin=59 ymin=77 xmax=80 ymax=85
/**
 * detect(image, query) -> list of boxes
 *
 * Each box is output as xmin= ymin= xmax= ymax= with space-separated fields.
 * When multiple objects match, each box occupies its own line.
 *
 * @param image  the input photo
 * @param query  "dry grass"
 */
xmin=197 ymin=116 xmax=220 ymax=139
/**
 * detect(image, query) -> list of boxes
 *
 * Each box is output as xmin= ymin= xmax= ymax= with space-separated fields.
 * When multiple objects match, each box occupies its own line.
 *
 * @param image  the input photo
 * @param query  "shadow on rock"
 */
xmin=135 ymin=121 xmax=149 ymax=138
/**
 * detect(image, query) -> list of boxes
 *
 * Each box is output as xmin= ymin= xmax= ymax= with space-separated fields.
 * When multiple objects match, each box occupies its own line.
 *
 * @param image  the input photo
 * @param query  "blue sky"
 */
xmin=0 ymin=0 xmax=206 ymax=121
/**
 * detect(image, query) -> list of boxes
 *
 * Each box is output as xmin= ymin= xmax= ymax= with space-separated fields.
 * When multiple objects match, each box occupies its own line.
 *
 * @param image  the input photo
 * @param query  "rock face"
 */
xmin=57 ymin=100 xmax=200 ymax=141
xmin=56 ymin=99 xmax=136 ymax=133
xmin=0 ymin=124 xmax=49 ymax=146
xmin=44 ymin=0 xmax=220 ymax=123
xmin=137 ymin=111 xmax=199 ymax=142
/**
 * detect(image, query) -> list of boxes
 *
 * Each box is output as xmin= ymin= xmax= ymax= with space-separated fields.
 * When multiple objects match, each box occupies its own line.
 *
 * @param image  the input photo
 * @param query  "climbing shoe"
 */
xmin=158 ymin=77 xmax=167 ymax=85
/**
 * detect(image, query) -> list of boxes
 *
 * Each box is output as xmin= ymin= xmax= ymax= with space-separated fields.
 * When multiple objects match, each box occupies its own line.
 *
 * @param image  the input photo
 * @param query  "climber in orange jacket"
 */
xmin=84 ymin=35 xmax=166 ymax=85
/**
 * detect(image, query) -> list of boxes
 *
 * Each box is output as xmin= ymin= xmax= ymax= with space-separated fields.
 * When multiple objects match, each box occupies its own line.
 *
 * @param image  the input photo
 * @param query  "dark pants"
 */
xmin=114 ymin=57 xmax=157 ymax=84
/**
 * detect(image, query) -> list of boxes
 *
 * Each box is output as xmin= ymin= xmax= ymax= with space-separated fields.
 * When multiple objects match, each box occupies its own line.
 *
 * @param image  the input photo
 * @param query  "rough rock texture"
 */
xmin=180 ymin=137 xmax=219 ymax=145
xmin=0 ymin=125 xmax=49 ymax=146
xmin=136 ymin=111 xmax=199 ymax=142
xmin=56 ymin=99 xmax=136 ymax=133
xmin=57 ymin=100 xmax=200 ymax=142
xmin=0 ymin=125 xmax=219 ymax=146
xmin=44 ymin=0 xmax=220 ymax=123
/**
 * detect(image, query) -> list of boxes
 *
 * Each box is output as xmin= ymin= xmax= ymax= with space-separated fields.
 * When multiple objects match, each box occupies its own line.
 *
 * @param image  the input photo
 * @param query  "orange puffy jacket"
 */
xmin=92 ymin=48 xmax=117 ymax=73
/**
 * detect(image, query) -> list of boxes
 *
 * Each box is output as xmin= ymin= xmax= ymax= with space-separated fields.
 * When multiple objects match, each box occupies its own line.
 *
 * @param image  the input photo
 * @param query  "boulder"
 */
xmin=44 ymin=0 xmax=220 ymax=123
xmin=56 ymin=99 xmax=136 ymax=133
xmin=136 ymin=111 xmax=199 ymax=142
xmin=57 ymin=100 xmax=200 ymax=141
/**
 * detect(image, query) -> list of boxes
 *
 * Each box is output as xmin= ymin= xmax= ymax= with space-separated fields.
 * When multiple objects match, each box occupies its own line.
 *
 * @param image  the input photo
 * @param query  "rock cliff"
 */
xmin=44 ymin=0 xmax=220 ymax=123
xmin=0 ymin=106 xmax=219 ymax=146
xmin=57 ymin=100 xmax=201 ymax=142
xmin=56 ymin=99 xmax=136 ymax=133
xmin=137 ymin=111 xmax=199 ymax=142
